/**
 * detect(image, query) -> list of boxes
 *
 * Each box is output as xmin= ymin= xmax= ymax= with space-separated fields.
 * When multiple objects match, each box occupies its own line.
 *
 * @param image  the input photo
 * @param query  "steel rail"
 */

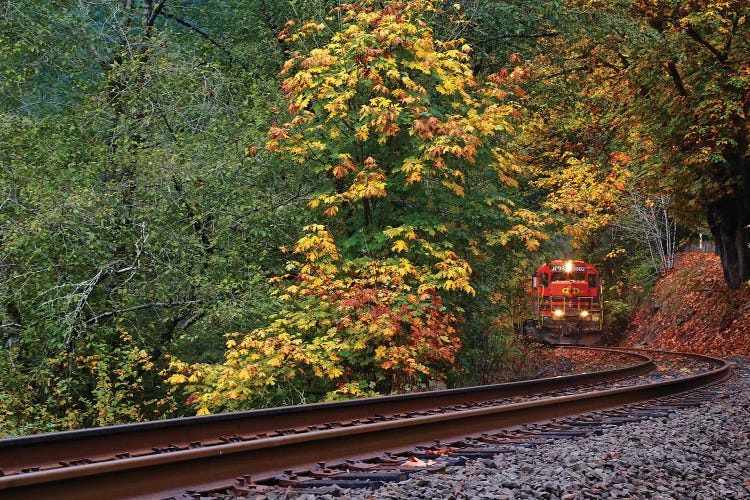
xmin=0 ymin=349 xmax=728 ymax=499
xmin=0 ymin=347 xmax=648 ymax=475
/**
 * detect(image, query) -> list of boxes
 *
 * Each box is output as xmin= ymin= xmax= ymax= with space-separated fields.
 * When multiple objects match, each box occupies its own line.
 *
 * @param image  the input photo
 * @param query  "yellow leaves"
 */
xmin=605 ymin=247 xmax=627 ymax=260
xmin=265 ymin=0 xmax=523 ymax=244
xmin=491 ymin=148 xmax=521 ymax=188
xmin=436 ymin=74 xmax=464 ymax=95
xmin=492 ymin=209 xmax=552 ymax=252
xmin=359 ymin=96 xmax=402 ymax=142
xmin=196 ymin=407 xmax=211 ymax=416
xmin=392 ymin=239 xmax=409 ymax=253
xmin=406 ymin=171 xmax=422 ymax=184
xmin=166 ymin=373 xmax=187 ymax=385
xmin=400 ymin=157 xmax=425 ymax=184
xmin=324 ymin=98 xmax=349 ymax=118
xmin=374 ymin=345 xmax=387 ymax=360
xmin=410 ymin=34 xmax=437 ymax=73
xmin=440 ymin=278 xmax=475 ymax=295
xmin=525 ymin=239 xmax=540 ymax=251
xmin=346 ymin=170 xmax=388 ymax=199
xmin=300 ymin=20 xmax=326 ymax=34
xmin=382 ymin=226 xmax=402 ymax=238
xmin=532 ymin=153 xmax=633 ymax=246
xmin=294 ymin=226 xmax=341 ymax=264
xmin=355 ymin=124 xmax=370 ymax=141
xmin=170 ymin=238 xmax=471 ymax=411
xmin=442 ymin=180 xmax=465 ymax=196
xmin=267 ymin=355 xmax=284 ymax=368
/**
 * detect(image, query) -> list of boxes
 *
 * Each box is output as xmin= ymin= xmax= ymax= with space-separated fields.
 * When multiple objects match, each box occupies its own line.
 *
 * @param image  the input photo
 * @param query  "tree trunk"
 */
xmin=706 ymin=156 xmax=750 ymax=289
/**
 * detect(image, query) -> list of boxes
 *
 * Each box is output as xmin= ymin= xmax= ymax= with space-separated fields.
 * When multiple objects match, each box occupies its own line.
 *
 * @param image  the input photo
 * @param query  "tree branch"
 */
xmin=723 ymin=14 xmax=740 ymax=57
xmin=180 ymin=311 xmax=205 ymax=330
xmin=146 ymin=0 xmax=167 ymax=27
xmin=666 ymin=61 xmax=688 ymax=97
xmin=86 ymin=300 xmax=201 ymax=325
xmin=685 ymin=25 xmax=728 ymax=62
xmin=161 ymin=9 xmax=250 ymax=72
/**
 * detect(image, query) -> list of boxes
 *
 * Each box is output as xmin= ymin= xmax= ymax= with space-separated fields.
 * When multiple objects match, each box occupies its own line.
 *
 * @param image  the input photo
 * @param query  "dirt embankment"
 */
xmin=623 ymin=252 xmax=750 ymax=356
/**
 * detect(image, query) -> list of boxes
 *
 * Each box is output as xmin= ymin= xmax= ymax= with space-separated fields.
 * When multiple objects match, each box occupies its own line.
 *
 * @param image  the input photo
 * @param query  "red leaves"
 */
xmin=426 ymin=448 xmax=454 ymax=456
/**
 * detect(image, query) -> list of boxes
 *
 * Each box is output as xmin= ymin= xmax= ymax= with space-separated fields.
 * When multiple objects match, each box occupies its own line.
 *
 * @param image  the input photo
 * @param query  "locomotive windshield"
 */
xmin=551 ymin=272 xmax=586 ymax=281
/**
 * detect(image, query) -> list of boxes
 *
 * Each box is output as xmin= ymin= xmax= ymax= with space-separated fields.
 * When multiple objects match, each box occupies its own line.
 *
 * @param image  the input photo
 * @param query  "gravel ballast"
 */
xmin=294 ymin=356 xmax=750 ymax=499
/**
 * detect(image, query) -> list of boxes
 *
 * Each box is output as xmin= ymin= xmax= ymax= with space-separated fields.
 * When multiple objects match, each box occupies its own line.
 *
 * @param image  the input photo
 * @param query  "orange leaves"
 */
xmin=331 ymin=165 xmax=346 ymax=179
xmin=359 ymin=97 xmax=402 ymax=142
xmin=172 ymin=222 xmax=472 ymax=412
xmin=400 ymin=157 xmax=425 ymax=184
xmin=268 ymin=125 xmax=289 ymax=140
xmin=188 ymin=0 xmax=546 ymax=414
xmin=412 ymin=116 xmax=440 ymax=140
xmin=323 ymin=206 xmax=339 ymax=217
xmin=299 ymin=48 xmax=337 ymax=72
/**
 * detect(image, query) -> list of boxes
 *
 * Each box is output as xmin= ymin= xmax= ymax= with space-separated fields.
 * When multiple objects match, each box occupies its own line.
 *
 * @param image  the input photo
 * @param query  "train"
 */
xmin=515 ymin=260 xmax=604 ymax=345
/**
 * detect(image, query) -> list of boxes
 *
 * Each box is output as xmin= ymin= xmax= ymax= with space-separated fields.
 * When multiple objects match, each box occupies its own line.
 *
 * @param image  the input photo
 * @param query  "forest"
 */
xmin=1 ymin=0 xmax=748 ymax=435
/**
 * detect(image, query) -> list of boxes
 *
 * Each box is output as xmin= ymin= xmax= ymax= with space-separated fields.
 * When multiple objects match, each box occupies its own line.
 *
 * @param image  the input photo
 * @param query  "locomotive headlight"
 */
xmin=564 ymin=260 xmax=573 ymax=274
xmin=553 ymin=309 xmax=564 ymax=317
xmin=579 ymin=310 xmax=589 ymax=318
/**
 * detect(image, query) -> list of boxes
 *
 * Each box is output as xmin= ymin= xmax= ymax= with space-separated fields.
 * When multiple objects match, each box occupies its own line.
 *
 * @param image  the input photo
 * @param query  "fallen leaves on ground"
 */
xmin=624 ymin=252 xmax=750 ymax=357
xmin=401 ymin=456 xmax=437 ymax=467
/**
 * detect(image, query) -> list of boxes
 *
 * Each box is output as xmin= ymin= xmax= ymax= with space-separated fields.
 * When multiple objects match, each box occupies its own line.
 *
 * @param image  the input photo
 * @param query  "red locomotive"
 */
xmin=516 ymin=260 xmax=604 ymax=345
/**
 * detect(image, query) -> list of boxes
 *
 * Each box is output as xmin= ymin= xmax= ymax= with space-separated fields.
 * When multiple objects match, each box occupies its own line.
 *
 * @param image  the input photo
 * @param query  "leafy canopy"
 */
xmin=171 ymin=0 xmax=545 ymax=412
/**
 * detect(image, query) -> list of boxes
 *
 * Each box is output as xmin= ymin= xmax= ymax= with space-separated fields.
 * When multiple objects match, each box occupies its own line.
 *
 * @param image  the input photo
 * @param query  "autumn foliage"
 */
xmin=625 ymin=252 xmax=750 ymax=357
xmin=167 ymin=0 xmax=551 ymax=413
xmin=170 ymin=225 xmax=465 ymax=412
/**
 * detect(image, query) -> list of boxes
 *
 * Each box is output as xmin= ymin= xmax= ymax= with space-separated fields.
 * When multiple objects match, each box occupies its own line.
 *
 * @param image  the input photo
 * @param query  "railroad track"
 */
xmin=0 ymin=348 xmax=729 ymax=499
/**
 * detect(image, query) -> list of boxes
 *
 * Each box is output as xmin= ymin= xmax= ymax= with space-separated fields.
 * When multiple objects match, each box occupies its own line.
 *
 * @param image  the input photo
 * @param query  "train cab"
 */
xmin=520 ymin=260 xmax=604 ymax=345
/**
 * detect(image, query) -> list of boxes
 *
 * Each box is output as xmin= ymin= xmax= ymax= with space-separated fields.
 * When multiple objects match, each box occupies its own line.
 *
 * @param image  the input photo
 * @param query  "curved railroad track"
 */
xmin=0 ymin=347 xmax=729 ymax=499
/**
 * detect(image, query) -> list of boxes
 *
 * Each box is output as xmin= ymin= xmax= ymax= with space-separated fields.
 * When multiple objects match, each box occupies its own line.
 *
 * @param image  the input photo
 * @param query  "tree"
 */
xmin=0 ymin=0 xmax=311 ymax=432
xmin=170 ymin=0 xmax=549 ymax=413
xmin=557 ymin=0 xmax=750 ymax=288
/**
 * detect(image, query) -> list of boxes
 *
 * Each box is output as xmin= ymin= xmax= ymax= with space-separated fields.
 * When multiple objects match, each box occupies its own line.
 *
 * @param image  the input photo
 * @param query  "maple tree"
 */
xmin=169 ymin=225 xmax=465 ymax=411
xmin=267 ymin=0 xmax=542 ymax=249
xmin=170 ymin=0 xmax=549 ymax=413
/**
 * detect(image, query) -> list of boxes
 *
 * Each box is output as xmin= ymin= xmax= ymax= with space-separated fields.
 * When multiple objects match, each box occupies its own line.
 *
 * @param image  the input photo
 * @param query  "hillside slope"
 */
xmin=624 ymin=252 xmax=750 ymax=356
